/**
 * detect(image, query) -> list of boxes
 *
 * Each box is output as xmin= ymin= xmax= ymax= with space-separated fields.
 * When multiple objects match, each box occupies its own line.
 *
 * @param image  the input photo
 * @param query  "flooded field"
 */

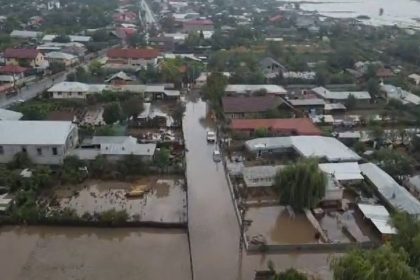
xmin=0 ymin=226 xmax=192 ymax=280
xmin=245 ymin=206 xmax=318 ymax=245
xmin=51 ymin=178 xmax=187 ymax=223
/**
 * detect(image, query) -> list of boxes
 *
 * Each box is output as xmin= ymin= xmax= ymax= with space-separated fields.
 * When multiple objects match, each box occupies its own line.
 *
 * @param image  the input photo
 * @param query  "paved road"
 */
xmin=184 ymin=98 xmax=241 ymax=280
xmin=0 ymin=73 xmax=67 ymax=109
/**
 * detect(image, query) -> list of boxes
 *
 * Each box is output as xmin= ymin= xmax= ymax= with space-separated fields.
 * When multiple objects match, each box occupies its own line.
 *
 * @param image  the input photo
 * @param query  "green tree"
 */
xmin=7 ymin=151 xmax=32 ymax=169
xmin=127 ymin=33 xmax=146 ymax=48
xmin=154 ymin=148 xmax=170 ymax=172
xmin=88 ymin=60 xmax=103 ymax=76
xmin=255 ymin=127 xmax=269 ymax=138
xmin=121 ymin=96 xmax=144 ymax=119
xmin=331 ymin=245 xmax=417 ymax=280
xmin=49 ymin=61 xmax=66 ymax=74
xmin=61 ymin=156 xmax=86 ymax=184
xmin=74 ymin=66 xmax=90 ymax=82
xmin=98 ymin=209 xmax=129 ymax=225
xmin=367 ymin=78 xmax=380 ymax=99
xmin=392 ymin=212 xmax=420 ymax=273
xmin=118 ymin=154 xmax=146 ymax=176
xmin=267 ymin=260 xmax=308 ymax=280
xmin=345 ymin=94 xmax=357 ymax=110
xmin=374 ymin=148 xmax=413 ymax=182
xmin=274 ymin=159 xmax=326 ymax=210
xmin=92 ymin=29 xmax=110 ymax=42
xmin=171 ymin=101 xmax=186 ymax=126
xmin=103 ymin=102 xmax=122 ymax=125
xmin=315 ymin=71 xmax=328 ymax=86
xmin=185 ymin=32 xmax=201 ymax=49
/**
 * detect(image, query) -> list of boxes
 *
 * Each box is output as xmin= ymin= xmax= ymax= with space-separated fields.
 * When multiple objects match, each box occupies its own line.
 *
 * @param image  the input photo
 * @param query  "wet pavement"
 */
xmin=0 ymin=226 xmax=192 ymax=280
xmin=184 ymin=98 xmax=241 ymax=280
xmin=183 ymin=98 xmax=335 ymax=280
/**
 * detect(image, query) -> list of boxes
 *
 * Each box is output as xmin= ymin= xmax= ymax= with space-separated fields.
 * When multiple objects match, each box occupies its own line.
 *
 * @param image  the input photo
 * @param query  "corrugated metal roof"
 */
xmin=360 ymin=163 xmax=420 ymax=216
xmin=319 ymin=162 xmax=363 ymax=181
xmin=358 ymin=204 xmax=396 ymax=235
xmin=0 ymin=121 xmax=75 ymax=145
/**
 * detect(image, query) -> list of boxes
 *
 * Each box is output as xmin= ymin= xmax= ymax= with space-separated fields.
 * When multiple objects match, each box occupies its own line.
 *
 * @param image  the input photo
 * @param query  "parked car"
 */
xmin=213 ymin=150 xmax=221 ymax=162
xmin=207 ymin=131 xmax=216 ymax=143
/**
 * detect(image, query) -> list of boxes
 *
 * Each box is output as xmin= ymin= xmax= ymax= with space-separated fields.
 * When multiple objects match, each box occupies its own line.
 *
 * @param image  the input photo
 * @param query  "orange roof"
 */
xmin=231 ymin=118 xmax=321 ymax=135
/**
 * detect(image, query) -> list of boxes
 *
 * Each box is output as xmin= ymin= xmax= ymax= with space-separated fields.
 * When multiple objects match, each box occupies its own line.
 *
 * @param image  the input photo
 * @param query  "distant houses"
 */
xmin=4 ymin=48 xmax=45 ymax=68
xmin=311 ymin=86 xmax=371 ymax=105
xmin=48 ymin=82 xmax=106 ymax=99
xmin=106 ymin=48 xmax=161 ymax=68
xmin=222 ymin=96 xmax=283 ymax=119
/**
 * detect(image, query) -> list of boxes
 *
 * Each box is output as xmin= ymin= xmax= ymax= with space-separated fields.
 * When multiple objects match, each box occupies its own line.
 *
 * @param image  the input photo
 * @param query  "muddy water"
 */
xmin=56 ymin=178 xmax=187 ymax=223
xmin=245 ymin=206 xmax=318 ymax=245
xmin=0 ymin=226 xmax=192 ymax=280
xmin=183 ymin=97 xmax=334 ymax=280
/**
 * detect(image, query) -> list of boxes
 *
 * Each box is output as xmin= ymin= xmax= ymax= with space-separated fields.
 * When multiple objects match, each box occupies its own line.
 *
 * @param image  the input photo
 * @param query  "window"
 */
xmin=52 ymin=147 xmax=58 ymax=155
xmin=0 ymin=146 xmax=3 ymax=154
xmin=37 ymin=148 xmax=42 ymax=156
xmin=22 ymin=146 xmax=27 ymax=153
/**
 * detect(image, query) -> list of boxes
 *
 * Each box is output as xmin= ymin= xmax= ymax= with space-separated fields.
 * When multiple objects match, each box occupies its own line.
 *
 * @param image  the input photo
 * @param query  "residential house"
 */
xmin=48 ymin=82 xmax=106 ymax=99
xmin=4 ymin=48 xmax=45 ymax=68
xmin=73 ymin=136 xmax=156 ymax=162
xmin=182 ymin=19 xmax=214 ymax=32
xmin=360 ymin=163 xmax=420 ymax=216
xmin=10 ymin=30 xmax=42 ymax=40
xmin=107 ymin=48 xmax=161 ymax=68
xmin=0 ymin=121 xmax=78 ymax=165
xmin=113 ymin=11 xmax=138 ymax=23
xmin=376 ymin=68 xmax=394 ymax=80
xmin=106 ymin=84 xmax=180 ymax=100
xmin=225 ymin=84 xmax=287 ymax=96
xmin=222 ymin=96 xmax=283 ymax=119
xmin=259 ymin=57 xmax=286 ymax=79
xmin=311 ymin=86 xmax=371 ymax=105
xmin=230 ymin=118 xmax=321 ymax=136
xmin=105 ymin=71 xmax=134 ymax=84
xmin=245 ymin=136 xmax=361 ymax=162
xmin=318 ymin=162 xmax=363 ymax=185
xmin=0 ymin=108 xmax=23 ymax=120
xmin=45 ymin=52 xmax=78 ymax=66
xmin=288 ymin=98 xmax=326 ymax=114
xmin=37 ymin=42 xmax=87 ymax=57
xmin=0 ymin=65 xmax=27 ymax=85
xmin=42 ymin=35 xmax=92 ymax=43
xmin=357 ymin=204 xmax=396 ymax=241
xmin=408 ymin=73 xmax=420 ymax=86
xmin=381 ymin=84 xmax=420 ymax=106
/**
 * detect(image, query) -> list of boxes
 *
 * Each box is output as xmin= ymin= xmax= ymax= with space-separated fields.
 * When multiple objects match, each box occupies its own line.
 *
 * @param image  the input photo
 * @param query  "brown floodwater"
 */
xmin=245 ymin=206 xmax=318 ymax=245
xmin=54 ymin=178 xmax=187 ymax=223
xmin=0 ymin=226 xmax=192 ymax=280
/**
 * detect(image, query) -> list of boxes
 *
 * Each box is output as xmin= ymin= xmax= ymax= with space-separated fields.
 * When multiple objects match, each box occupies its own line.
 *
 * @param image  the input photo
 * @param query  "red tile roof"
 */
xmin=0 ymin=65 xmax=27 ymax=74
xmin=4 ymin=48 xmax=40 ymax=59
xmin=231 ymin=118 xmax=321 ymax=136
xmin=107 ymin=48 xmax=160 ymax=59
xmin=223 ymin=96 xmax=281 ymax=113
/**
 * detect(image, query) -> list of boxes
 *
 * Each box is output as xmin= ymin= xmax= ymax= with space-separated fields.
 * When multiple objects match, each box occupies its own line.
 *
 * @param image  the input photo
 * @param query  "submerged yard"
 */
xmin=46 ymin=177 xmax=187 ymax=224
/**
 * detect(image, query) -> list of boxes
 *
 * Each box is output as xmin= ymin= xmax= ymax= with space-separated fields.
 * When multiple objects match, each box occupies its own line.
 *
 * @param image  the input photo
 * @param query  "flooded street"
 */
xmin=184 ymin=98 xmax=241 ymax=279
xmin=0 ymin=226 xmax=192 ymax=280
xmin=183 ymin=98 xmax=335 ymax=279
